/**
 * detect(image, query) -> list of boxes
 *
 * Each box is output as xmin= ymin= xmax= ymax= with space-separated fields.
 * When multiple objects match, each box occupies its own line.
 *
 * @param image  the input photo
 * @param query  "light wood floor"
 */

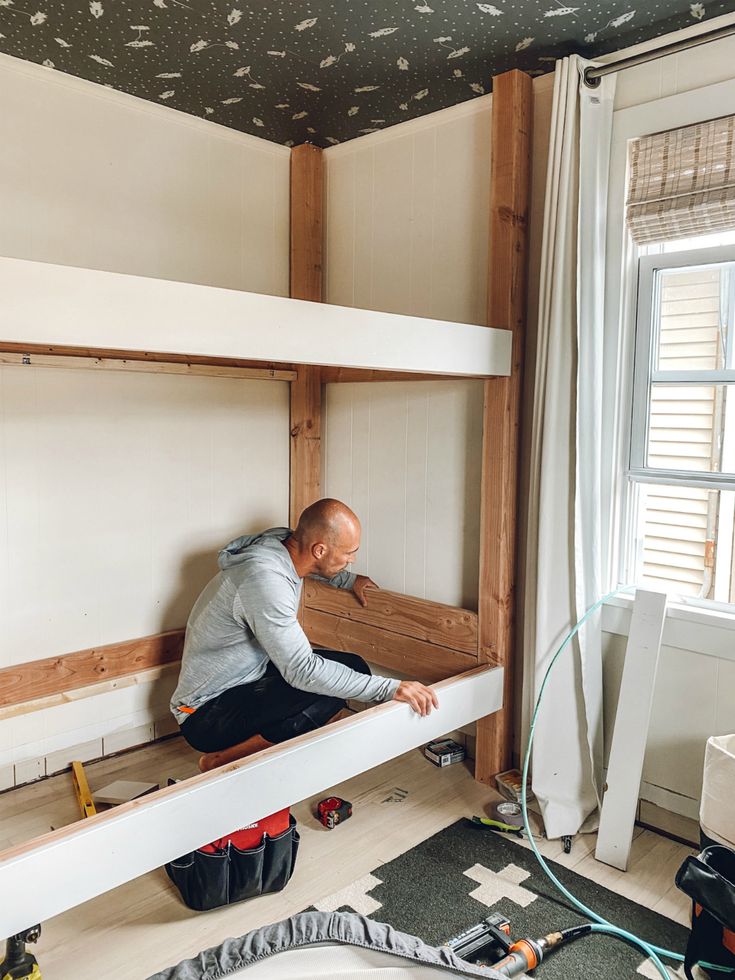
xmin=0 ymin=735 xmax=694 ymax=979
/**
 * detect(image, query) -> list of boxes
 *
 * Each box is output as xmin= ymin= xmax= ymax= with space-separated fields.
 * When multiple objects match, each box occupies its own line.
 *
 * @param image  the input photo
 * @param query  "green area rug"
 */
xmin=316 ymin=819 xmax=691 ymax=979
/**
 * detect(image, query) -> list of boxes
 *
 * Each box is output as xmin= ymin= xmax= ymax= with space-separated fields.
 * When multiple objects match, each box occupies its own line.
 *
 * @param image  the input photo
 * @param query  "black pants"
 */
xmin=180 ymin=650 xmax=371 ymax=752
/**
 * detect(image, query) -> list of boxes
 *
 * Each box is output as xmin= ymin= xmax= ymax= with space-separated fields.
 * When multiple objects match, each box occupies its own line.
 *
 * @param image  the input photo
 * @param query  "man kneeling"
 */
xmin=171 ymin=498 xmax=439 ymax=772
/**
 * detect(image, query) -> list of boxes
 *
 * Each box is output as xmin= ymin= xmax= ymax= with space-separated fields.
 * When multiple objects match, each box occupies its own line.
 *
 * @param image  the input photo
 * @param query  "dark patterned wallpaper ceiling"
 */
xmin=1 ymin=1 xmax=735 ymax=146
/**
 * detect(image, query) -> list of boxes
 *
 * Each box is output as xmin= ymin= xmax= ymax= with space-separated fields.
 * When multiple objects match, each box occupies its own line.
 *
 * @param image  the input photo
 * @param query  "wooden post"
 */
xmin=289 ymin=144 xmax=323 ymax=527
xmin=475 ymin=70 xmax=533 ymax=783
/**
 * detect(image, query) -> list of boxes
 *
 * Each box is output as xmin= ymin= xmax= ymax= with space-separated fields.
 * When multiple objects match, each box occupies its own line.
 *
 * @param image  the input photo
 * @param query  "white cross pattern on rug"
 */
xmin=637 ymin=958 xmax=690 ymax=979
xmin=463 ymin=862 xmax=538 ymax=909
xmin=313 ymin=872 xmax=384 ymax=916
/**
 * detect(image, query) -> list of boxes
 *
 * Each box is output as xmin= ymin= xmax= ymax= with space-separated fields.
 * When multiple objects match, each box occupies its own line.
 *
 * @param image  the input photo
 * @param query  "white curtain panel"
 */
xmin=523 ymin=56 xmax=616 ymax=839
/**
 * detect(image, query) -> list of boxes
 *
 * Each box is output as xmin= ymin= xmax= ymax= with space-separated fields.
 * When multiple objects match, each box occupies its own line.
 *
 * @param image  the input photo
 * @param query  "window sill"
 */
xmin=602 ymin=592 xmax=735 ymax=661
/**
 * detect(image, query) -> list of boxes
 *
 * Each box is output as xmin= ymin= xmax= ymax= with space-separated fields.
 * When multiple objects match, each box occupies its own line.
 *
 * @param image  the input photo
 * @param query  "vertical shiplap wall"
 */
xmin=324 ymin=381 xmax=484 ymax=608
xmin=0 ymin=368 xmax=289 ymax=667
xmin=325 ymin=99 xmax=490 ymax=323
xmin=323 ymin=100 xmax=492 ymax=607
xmin=0 ymin=53 xmax=290 ymax=294
xmin=0 ymin=55 xmax=291 ymax=779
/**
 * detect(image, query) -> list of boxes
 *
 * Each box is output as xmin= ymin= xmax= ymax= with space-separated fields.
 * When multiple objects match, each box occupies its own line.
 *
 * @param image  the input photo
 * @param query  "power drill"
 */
xmin=490 ymin=932 xmax=564 ymax=977
xmin=1 ymin=926 xmax=42 ymax=980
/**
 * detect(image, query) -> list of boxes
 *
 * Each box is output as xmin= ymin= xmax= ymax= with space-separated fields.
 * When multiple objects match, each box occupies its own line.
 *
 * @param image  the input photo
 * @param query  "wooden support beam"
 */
xmin=320 ymin=367 xmax=488 ymax=383
xmin=289 ymin=365 xmax=322 ymax=526
xmin=304 ymin=580 xmax=478 ymax=655
xmin=0 ymin=341 xmax=295 ymax=374
xmin=290 ymin=144 xmax=324 ymax=304
xmin=0 ymin=665 xmax=503 ymax=939
xmin=289 ymin=144 xmax=324 ymax=526
xmin=475 ymin=69 xmax=533 ymax=783
xmin=0 ymin=351 xmax=295 ymax=381
xmin=0 ymin=631 xmax=183 ymax=710
xmin=304 ymin=607 xmax=477 ymax=683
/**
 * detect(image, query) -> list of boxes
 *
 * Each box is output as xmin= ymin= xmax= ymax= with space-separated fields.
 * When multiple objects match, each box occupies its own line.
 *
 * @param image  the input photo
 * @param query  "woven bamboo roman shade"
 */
xmin=626 ymin=114 xmax=735 ymax=245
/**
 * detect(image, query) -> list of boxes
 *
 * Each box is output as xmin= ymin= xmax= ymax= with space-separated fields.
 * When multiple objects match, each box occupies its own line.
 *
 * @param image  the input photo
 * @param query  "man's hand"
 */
xmin=353 ymin=575 xmax=379 ymax=607
xmin=393 ymin=680 xmax=439 ymax=717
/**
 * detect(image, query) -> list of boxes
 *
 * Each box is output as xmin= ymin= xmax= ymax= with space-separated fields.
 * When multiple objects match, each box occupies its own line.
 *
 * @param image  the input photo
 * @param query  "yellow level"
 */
xmin=71 ymin=761 xmax=96 ymax=819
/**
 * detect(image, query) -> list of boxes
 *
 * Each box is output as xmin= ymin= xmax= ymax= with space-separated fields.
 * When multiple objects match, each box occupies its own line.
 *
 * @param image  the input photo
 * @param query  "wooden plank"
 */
xmin=0 ymin=351 xmax=295 ymax=381
xmin=289 ymin=366 xmax=321 ymax=525
xmin=304 ymin=579 xmax=478 ymax=655
xmin=304 ymin=607 xmax=478 ymax=682
xmin=320 ymin=367 xmax=490 ymax=383
xmin=0 ymin=631 xmax=184 ymax=709
xmin=595 ymin=590 xmax=667 ymax=872
xmin=475 ymin=69 xmax=533 ymax=782
xmin=289 ymin=144 xmax=324 ymax=527
xmin=290 ymin=144 xmax=323 ymax=303
xmin=0 ymin=257 xmax=512 ymax=378
xmin=0 ymin=664 xmax=503 ymax=939
xmin=0 ymin=341 xmax=295 ymax=373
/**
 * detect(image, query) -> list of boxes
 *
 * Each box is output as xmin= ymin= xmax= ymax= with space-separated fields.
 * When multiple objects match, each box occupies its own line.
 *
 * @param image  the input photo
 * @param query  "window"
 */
xmin=629 ymin=235 xmax=735 ymax=600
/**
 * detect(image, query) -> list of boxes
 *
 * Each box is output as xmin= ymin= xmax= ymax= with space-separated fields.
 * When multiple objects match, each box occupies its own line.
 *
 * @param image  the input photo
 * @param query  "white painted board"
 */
xmin=595 ymin=590 xmax=667 ymax=871
xmin=0 ymin=258 xmax=511 ymax=378
xmin=0 ymin=665 xmax=503 ymax=938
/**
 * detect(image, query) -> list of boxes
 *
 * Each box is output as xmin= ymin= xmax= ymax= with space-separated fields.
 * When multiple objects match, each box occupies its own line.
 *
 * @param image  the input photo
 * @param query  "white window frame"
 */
xmin=604 ymin=74 xmax=735 ymax=611
xmin=629 ymin=244 xmax=735 ymax=493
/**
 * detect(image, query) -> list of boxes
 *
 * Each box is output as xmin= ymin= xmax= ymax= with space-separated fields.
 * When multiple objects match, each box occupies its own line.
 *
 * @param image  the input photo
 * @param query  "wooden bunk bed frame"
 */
xmin=0 ymin=69 xmax=531 ymax=938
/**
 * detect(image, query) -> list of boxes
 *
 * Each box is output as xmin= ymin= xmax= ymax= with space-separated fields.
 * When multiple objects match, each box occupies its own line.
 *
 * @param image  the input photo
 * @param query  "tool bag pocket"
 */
xmin=676 ymin=844 xmax=735 ymax=980
xmin=166 ymin=815 xmax=299 ymax=912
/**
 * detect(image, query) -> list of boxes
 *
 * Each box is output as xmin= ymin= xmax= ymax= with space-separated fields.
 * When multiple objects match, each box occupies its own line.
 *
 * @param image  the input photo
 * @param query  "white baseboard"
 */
xmin=1 ymin=669 xmax=179 ymax=790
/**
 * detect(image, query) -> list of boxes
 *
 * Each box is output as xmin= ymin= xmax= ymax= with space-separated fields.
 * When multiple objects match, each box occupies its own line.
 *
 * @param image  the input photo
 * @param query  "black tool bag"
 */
xmin=676 ymin=844 xmax=735 ymax=979
xmin=165 ymin=815 xmax=300 ymax=912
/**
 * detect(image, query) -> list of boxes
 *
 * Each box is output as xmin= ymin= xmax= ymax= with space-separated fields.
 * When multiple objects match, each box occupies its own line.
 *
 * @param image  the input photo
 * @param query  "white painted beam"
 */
xmin=0 ymin=258 xmax=511 ymax=379
xmin=0 ymin=665 xmax=502 ymax=938
xmin=595 ymin=590 xmax=667 ymax=871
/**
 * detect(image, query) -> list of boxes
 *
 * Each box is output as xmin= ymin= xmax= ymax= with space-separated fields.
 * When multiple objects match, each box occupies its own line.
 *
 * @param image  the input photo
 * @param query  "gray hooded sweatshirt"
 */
xmin=170 ymin=528 xmax=400 ymax=724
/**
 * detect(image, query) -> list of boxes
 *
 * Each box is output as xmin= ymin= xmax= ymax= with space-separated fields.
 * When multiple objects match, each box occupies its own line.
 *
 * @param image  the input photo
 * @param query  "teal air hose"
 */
xmin=520 ymin=586 xmax=729 ymax=978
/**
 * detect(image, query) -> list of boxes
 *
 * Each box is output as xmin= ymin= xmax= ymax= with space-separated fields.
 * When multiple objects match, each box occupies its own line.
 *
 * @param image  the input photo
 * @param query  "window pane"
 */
xmin=645 ymin=383 xmax=735 ymax=474
xmin=654 ymin=264 xmax=733 ymax=371
xmin=660 ymin=229 xmax=735 ymax=253
xmin=634 ymin=483 xmax=715 ymax=598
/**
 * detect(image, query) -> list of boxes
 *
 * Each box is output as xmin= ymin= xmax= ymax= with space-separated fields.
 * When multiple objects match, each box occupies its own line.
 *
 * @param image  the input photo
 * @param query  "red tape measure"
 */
xmin=317 ymin=796 xmax=352 ymax=830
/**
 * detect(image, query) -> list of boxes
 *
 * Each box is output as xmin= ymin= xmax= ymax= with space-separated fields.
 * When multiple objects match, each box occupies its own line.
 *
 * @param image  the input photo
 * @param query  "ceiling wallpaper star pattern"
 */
xmin=1 ymin=1 xmax=734 ymax=146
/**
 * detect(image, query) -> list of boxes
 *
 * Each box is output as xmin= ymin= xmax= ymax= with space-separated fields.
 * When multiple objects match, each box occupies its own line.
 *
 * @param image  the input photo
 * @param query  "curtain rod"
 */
xmin=584 ymin=21 xmax=735 ymax=87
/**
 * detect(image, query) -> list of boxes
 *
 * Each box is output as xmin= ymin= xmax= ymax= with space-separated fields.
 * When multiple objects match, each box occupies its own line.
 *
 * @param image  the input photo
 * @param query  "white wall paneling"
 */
xmin=602 ymin=12 xmax=735 ymax=112
xmin=323 ymin=381 xmax=484 ymax=609
xmin=0 ymin=363 xmax=290 ymax=771
xmin=321 ymin=98 xmax=497 ymax=616
xmin=0 ymin=49 xmax=294 ymax=770
xmin=0 ymin=667 xmax=179 ymax=781
xmin=602 ymin=627 xmax=728 ymax=820
xmin=0 ymin=365 xmax=290 ymax=666
xmin=325 ymin=97 xmax=491 ymax=326
xmin=0 ymin=665 xmax=503 ymax=938
xmin=0 ymin=52 xmax=290 ymax=297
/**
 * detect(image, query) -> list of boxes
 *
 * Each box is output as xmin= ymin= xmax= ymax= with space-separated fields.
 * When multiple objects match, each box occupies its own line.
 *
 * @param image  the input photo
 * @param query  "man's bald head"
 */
xmin=288 ymin=498 xmax=361 ymax=579
xmin=294 ymin=498 xmax=360 ymax=546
